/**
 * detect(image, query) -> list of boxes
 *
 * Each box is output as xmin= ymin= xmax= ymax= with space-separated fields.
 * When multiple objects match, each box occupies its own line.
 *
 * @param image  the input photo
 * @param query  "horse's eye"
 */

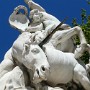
xmin=31 ymin=48 xmax=40 ymax=54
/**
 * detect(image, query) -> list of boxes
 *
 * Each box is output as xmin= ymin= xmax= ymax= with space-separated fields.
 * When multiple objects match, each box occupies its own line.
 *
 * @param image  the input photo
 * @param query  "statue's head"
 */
xmin=29 ymin=9 xmax=43 ymax=23
xmin=22 ymin=43 xmax=50 ymax=83
xmin=12 ymin=32 xmax=50 ymax=84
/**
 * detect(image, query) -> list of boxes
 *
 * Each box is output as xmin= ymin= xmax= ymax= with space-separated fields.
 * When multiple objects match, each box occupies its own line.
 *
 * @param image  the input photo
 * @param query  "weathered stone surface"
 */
xmin=0 ymin=0 xmax=90 ymax=90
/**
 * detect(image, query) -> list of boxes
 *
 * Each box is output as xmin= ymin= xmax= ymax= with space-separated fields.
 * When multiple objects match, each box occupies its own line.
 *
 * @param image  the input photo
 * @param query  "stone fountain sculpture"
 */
xmin=0 ymin=0 xmax=90 ymax=90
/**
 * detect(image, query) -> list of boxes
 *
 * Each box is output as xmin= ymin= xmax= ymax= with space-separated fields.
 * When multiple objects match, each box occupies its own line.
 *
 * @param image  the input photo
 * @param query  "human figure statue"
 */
xmin=24 ymin=0 xmax=88 ymax=60
xmin=0 ymin=0 xmax=90 ymax=90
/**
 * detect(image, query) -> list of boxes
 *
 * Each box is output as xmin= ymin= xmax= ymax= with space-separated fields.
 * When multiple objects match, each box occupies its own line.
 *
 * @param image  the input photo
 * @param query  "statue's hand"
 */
xmin=34 ymin=31 xmax=45 ymax=44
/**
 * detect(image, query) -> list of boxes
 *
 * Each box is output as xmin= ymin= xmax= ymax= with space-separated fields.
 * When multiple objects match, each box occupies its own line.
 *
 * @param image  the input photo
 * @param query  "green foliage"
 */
xmin=72 ymin=10 xmax=90 ymax=44
xmin=72 ymin=4 xmax=90 ymax=64
xmin=81 ymin=9 xmax=87 ymax=25
xmin=86 ymin=0 xmax=90 ymax=5
xmin=81 ymin=15 xmax=90 ymax=44
xmin=72 ymin=18 xmax=78 ymax=26
xmin=80 ymin=51 xmax=89 ymax=64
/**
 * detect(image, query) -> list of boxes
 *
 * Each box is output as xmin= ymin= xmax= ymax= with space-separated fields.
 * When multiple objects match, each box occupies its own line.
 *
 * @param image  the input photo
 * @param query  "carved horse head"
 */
xmin=12 ymin=32 xmax=50 ymax=83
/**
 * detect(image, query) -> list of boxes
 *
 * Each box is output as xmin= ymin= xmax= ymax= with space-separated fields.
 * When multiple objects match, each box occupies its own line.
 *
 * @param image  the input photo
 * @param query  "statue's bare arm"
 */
xmin=34 ymin=20 xmax=56 ymax=44
xmin=43 ymin=21 xmax=56 ymax=36
xmin=24 ymin=0 xmax=45 ymax=12
xmin=0 ymin=48 xmax=14 ymax=78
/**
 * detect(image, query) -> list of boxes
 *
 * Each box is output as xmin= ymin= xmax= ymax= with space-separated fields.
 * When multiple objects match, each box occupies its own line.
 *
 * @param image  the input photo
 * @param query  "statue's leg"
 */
xmin=73 ymin=63 xmax=90 ymax=90
xmin=71 ymin=26 xmax=87 ymax=59
xmin=5 ymin=66 xmax=27 ymax=90
xmin=50 ymin=26 xmax=86 ymax=46
xmin=0 ymin=59 xmax=14 ymax=79
xmin=73 ymin=26 xmax=87 ymax=45
xmin=0 ymin=48 xmax=14 ymax=79
xmin=50 ymin=26 xmax=87 ymax=59
xmin=50 ymin=27 xmax=78 ymax=46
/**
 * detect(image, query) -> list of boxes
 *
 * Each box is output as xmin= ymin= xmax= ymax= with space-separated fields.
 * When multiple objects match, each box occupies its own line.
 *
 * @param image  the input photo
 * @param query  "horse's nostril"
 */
xmin=41 ymin=66 xmax=45 ymax=72
xmin=36 ymin=69 xmax=39 ymax=75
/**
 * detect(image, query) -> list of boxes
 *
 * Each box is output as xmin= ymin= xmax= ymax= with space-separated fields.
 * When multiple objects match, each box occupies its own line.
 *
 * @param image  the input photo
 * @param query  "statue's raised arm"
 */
xmin=24 ymin=0 xmax=46 ymax=12
xmin=9 ymin=5 xmax=30 ymax=33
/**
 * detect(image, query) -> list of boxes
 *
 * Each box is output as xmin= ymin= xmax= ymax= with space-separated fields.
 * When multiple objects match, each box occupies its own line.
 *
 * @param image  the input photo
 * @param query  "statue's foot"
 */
xmin=74 ymin=43 xmax=87 ymax=59
xmin=74 ymin=43 xmax=90 ymax=59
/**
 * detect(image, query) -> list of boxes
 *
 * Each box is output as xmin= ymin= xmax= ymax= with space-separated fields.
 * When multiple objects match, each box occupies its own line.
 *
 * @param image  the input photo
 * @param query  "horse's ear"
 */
xmin=22 ymin=44 xmax=29 ymax=55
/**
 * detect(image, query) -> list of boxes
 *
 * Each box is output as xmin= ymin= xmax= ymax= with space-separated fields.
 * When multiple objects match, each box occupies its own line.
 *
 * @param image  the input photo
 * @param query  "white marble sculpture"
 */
xmin=9 ymin=0 xmax=87 ymax=58
xmin=32 ymin=43 xmax=90 ymax=90
xmin=0 ymin=0 xmax=90 ymax=90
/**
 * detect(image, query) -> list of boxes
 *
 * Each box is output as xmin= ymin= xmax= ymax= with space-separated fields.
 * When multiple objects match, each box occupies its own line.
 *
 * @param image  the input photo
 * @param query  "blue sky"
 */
xmin=0 ymin=0 xmax=90 ymax=62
